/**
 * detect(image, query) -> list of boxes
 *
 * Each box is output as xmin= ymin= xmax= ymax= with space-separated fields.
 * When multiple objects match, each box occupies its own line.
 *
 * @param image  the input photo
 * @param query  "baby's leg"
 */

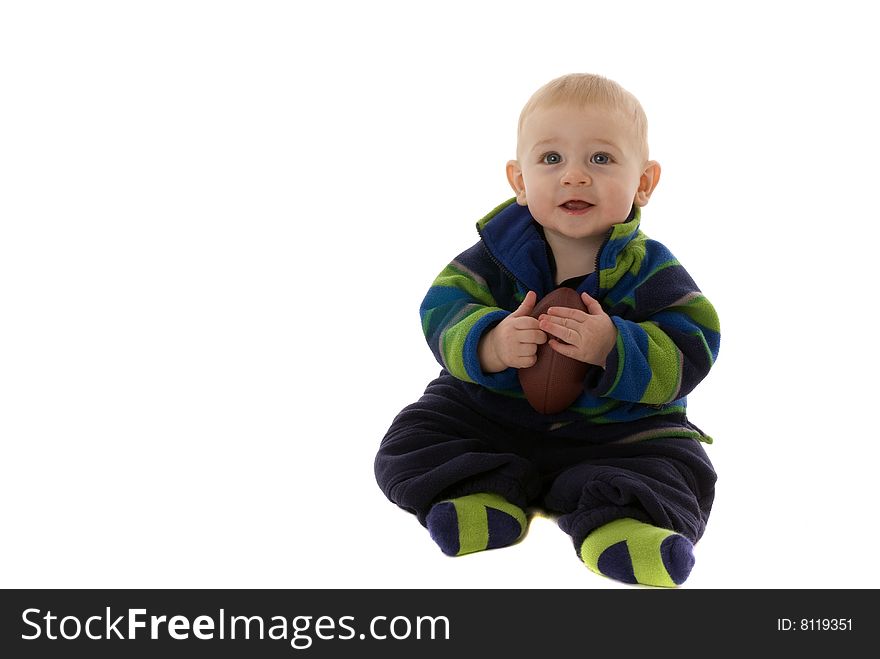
xmin=543 ymin=438 xmax=716 ymax=586
xmin=375 ymin=375 xmax=539 ymax=555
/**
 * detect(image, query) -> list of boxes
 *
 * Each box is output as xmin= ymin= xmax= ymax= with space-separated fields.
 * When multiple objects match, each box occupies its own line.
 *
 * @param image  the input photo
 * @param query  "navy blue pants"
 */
xmin=375 ymin=377 xmax=716 ymax=547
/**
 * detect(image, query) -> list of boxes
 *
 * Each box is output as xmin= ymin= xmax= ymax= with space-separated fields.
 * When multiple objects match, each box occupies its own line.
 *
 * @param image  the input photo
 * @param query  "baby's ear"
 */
xmin=506 ymin=160 xmax=528 ymax=206
xmin=634 ymin=160 xmax=661 ymax=207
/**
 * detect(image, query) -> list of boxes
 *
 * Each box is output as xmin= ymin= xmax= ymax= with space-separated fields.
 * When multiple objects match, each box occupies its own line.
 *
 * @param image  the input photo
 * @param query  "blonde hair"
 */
xmin=517 ymin=73 xmax=649 ymax=160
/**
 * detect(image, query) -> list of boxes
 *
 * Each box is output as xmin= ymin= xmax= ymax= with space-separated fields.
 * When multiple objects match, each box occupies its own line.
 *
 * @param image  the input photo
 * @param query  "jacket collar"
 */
xmin=476 ymin=198 xmax=642 ymax=296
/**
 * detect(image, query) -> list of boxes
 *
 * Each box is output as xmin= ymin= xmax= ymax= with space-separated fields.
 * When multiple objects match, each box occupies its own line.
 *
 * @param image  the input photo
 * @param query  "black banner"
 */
xmin=0 ymin=589 xmax=871 ymax=656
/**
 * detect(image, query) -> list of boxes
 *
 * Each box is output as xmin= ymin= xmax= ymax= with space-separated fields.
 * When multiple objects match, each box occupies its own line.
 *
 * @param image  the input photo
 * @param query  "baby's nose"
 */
xmin=561 ymin=167 xmax=591 ymax=185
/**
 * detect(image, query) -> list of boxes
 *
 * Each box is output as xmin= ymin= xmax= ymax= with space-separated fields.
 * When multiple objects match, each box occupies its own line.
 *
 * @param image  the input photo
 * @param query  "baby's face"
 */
xmin=509 ymin=104 xmax=652 ymax=243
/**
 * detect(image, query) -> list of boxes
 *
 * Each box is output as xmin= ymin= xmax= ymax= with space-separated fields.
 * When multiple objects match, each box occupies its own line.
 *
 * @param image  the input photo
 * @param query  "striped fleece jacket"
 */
xmin=419 ymin=198 xmax=721 ymax=444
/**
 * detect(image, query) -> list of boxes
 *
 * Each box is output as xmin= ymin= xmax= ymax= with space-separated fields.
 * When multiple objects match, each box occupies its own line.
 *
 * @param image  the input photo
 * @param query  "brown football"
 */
xmin=518 ymin=287 xmax=589 ymax=414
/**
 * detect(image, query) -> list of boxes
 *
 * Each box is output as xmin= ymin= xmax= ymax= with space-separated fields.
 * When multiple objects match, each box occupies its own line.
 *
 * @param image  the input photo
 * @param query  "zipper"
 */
xmin=591 ymin=228 xmax=613 ymax=296
xmin=476 ymin=224 xmax=524 ymax=296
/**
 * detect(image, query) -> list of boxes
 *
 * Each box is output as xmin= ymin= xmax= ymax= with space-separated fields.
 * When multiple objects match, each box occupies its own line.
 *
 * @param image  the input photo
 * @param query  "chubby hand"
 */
xmin=478 ymin=291 xmax=548 ymax=373
xmin=538 ymin=291 xmax=618 ymax=368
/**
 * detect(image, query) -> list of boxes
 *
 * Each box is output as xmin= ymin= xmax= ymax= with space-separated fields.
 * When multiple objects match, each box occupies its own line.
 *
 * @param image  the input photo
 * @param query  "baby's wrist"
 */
xmin=595 ymin=317 xmax=618 ymax=368
xmin=478 ymin=328 xmax=505 ymax=373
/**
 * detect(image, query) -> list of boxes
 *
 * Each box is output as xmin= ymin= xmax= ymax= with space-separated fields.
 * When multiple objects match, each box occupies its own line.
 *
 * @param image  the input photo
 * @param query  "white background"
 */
xmin=2 ymin=1 xmax=878 ymax=589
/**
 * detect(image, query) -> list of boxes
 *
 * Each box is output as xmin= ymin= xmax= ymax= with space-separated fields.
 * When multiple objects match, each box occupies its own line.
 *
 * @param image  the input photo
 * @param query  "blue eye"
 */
xmin=542 ymin=152 xmax=562 ymax=165
xmin=591 ymin=152 xmax=612 ymax=165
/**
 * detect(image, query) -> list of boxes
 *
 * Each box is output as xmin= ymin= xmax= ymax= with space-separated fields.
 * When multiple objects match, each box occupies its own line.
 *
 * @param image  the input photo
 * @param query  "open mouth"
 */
xmin=560 ymin=200 xmax=593 ymax=212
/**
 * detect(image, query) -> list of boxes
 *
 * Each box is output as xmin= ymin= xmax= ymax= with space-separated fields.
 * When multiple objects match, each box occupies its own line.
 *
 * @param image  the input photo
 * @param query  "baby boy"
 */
xmin=374 ymin=73 xmax=719 ymax=587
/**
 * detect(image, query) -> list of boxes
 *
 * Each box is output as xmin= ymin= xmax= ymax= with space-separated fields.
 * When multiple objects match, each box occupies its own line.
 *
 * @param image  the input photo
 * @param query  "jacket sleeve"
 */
xmin=588 ymin=240 xmax=721 ymax=405
xmin=419 ymin=243 xmax=521 ymax=390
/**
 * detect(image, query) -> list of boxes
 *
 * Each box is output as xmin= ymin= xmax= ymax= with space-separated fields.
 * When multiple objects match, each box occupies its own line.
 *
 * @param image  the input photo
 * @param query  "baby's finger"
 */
xmin=517 ymin=342 xmax=538 ymax=357
xmin=545 ymin=306 xmax=589 ymax=323
xmin=580 ymin=292 xmax=605 ymax=316
xmin=548 ymin=338 xmax=579 ymax=359
xmin=511 ymin=316 xmax=541 ymax=330
xmin=515 ymin=355 xmax=538 ymax=369
xmin=511 ymin=291 xmax=538 ymax=318
xmin=539 ymin=318 xmax=579 ymax=344
xmin=518 ymin=329 xmax=547 ymax=345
